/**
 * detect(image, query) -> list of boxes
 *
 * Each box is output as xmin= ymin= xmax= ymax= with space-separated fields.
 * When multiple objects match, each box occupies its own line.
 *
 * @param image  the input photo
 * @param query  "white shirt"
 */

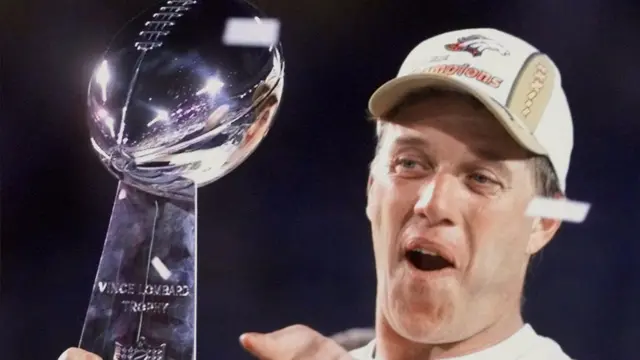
xmin=349 ymin=324 xmax=573 ymax=360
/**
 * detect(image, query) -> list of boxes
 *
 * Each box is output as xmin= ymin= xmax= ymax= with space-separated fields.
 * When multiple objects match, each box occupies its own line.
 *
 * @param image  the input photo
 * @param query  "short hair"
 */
xmin=368 ymin=88 xmax=562 ymax=198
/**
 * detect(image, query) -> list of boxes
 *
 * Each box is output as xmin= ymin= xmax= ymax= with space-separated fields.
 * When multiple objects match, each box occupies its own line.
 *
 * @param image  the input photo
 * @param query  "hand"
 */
xmin=240 ymin=324 xmax=353 ymax=360
xmin=330 ymin=327 xmax=376 ymax=351
xmin=58 ymin=347 xmax=102 ymax=360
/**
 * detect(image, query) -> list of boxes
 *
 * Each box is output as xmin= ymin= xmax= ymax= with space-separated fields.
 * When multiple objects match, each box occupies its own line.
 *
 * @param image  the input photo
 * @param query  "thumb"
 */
xmin=239 ymin=333 xmax=275 ymax=359
xmin=240 ymin=333 xmax=277 ymax=360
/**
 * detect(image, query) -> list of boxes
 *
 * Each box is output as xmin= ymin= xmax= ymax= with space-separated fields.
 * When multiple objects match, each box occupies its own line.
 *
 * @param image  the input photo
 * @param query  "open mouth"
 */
xmin=405 ymin=249 xmax=454 ymax=272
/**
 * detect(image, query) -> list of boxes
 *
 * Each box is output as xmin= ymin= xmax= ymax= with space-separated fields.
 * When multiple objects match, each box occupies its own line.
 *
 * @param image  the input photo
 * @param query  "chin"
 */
xmin=384 ymin=283 xmax=458 ymax=344
xmin=391 ymin=307 xmax=454 ymax=343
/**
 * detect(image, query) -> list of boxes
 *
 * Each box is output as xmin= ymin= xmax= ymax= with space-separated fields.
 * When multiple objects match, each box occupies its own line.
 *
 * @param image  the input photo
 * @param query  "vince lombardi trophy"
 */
xmin=79 ymin=0 xmax=284 ymax=359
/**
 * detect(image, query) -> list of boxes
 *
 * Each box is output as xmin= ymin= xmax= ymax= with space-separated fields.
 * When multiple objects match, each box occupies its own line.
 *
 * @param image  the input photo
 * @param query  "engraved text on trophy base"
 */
xmin=121 ymin=300 xmax=170 ymax=314
xmin=97 ymin=282 xmax=191 ymax=297
xmin=95 ymin=282 xmax=192 ymax=315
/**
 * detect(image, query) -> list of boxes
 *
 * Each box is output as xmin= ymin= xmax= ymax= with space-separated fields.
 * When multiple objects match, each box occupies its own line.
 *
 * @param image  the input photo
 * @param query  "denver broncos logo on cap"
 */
xmin=444 ymin=35 xmax=510 ymax=57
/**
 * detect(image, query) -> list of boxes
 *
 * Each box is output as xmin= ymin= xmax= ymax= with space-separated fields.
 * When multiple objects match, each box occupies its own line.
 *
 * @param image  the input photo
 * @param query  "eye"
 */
xmin=390 ymin=156 xmax=428 ymax=176
xmin=397 ymin=158 xmax=419 ymax=169
xmin=467 ymin=172 xmax=503 ymax=193
xmin=469 ymin=172 xmax=493 ymax=184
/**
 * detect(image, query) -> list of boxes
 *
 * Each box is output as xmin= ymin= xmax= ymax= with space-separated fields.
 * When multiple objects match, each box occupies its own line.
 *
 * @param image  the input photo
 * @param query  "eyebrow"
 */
xmin=472 ymin=152 xmax=513 ymax=182
xmin=392 ymin=135 xmax=432 ymax=150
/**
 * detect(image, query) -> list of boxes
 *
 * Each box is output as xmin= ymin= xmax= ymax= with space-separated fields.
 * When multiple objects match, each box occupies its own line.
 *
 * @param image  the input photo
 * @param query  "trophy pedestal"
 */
xmin=79 ymin=181 xmax=197 ymax=360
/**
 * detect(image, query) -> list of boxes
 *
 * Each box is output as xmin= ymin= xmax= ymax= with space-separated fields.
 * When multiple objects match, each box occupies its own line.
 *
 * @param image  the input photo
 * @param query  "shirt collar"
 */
xmin=366 ymin=324 xmax=538 ymax=360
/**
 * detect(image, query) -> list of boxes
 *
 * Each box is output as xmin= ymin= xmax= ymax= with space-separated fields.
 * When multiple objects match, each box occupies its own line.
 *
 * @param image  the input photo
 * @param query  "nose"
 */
xmin=414 ymin=173 xmax=457 ymax=226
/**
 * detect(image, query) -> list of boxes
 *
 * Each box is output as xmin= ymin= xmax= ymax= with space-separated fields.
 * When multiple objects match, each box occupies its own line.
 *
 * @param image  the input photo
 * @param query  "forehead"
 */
xmin=379 ymin=95 xmax=529 ymax=160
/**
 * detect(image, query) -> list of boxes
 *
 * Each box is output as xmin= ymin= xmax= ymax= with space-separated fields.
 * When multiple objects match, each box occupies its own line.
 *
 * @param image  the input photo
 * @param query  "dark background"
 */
xmin=2 ymin=0 xmax=640 ymax=359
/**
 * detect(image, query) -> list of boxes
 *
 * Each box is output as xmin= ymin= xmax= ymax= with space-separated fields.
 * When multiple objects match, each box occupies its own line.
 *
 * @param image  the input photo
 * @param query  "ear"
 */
xmin=365 ymin=175 xmax=374 ymax=221
xmin=526 ymin=193 xmax=563 ymax=255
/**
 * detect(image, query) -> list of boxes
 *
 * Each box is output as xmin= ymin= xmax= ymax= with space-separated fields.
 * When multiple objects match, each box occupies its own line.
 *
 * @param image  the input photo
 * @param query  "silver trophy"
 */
xmin=79 ymin=0 xmax=284 ymax=359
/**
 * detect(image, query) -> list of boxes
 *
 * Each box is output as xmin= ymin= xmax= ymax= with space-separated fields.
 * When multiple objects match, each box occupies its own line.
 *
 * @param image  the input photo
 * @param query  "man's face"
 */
xmin=366 ymin=94 xmax=558 ymax=344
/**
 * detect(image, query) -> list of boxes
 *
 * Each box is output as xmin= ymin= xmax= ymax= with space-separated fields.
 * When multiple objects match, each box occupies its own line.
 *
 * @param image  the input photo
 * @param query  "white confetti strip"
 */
xmin=525 ymin=196 xmax=591 ymax=223
xmin=222 ymin=17 xmax=280 ymax=47
xmin=151 ymin=256 xmax=172 ymax=280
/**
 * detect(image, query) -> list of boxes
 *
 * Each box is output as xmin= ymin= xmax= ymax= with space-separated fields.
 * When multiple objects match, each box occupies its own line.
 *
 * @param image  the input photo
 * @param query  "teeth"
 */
xmin=415 ymin=249 xmax=438 ymax=256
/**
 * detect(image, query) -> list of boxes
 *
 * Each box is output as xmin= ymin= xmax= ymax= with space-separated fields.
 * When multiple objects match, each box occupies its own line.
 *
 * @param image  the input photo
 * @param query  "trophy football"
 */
xmin=79 ymin=0 xmax=284 ymax=359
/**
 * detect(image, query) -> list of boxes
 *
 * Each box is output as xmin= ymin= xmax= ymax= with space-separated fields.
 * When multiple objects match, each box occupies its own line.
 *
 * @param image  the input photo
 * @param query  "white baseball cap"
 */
xmin=369 ymin=28 xmax=574 ymax=192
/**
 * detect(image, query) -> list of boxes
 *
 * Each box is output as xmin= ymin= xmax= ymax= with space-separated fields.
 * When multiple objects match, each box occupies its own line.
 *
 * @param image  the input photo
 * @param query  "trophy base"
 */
xmin=79 ymin=181 xmax=197 ymax=360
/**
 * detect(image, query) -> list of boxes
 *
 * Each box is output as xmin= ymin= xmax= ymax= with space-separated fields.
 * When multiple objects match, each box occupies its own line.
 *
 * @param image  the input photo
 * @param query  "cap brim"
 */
xmin=368 ymin=74 xmax=547 ymax=155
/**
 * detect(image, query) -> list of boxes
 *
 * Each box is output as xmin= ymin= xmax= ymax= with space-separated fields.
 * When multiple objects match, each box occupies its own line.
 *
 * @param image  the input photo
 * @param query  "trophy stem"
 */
xmin=79 ymin=181 xmax=197 ymax=360
xmin=137 ymin=200 xmax=159 ymax=342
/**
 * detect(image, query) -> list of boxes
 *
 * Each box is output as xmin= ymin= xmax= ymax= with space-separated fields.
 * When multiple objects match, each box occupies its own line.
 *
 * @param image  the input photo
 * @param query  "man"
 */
xmin=60 ymin=28 xmax=574 ymax=360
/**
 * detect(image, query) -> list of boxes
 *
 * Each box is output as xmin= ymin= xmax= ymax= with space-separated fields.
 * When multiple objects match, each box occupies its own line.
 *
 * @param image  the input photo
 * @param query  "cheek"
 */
xmin=368 ymin=179 xmax=420 ymax=263
xmin=369 ymin=178 xmax=419 ymax=233
xmin=466 ymin=199 xmax=532 ymax=284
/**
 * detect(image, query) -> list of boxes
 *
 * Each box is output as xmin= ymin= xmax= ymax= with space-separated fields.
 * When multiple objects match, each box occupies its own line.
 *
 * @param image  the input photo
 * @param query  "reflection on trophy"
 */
xmin=79 ymin=0 xmax=284 ymax=359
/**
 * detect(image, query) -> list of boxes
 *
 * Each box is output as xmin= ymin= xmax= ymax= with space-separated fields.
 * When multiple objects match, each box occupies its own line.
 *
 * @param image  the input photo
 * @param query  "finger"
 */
xmin=240 ymin=326 xmax=353 ymax=360
xmin=58 ymin=347 xmax=102 ymax=360
xmin=239 ymin=332 xmax=274 ymax=359
xmin=240 ymin=325 xmax=312 ymax=358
